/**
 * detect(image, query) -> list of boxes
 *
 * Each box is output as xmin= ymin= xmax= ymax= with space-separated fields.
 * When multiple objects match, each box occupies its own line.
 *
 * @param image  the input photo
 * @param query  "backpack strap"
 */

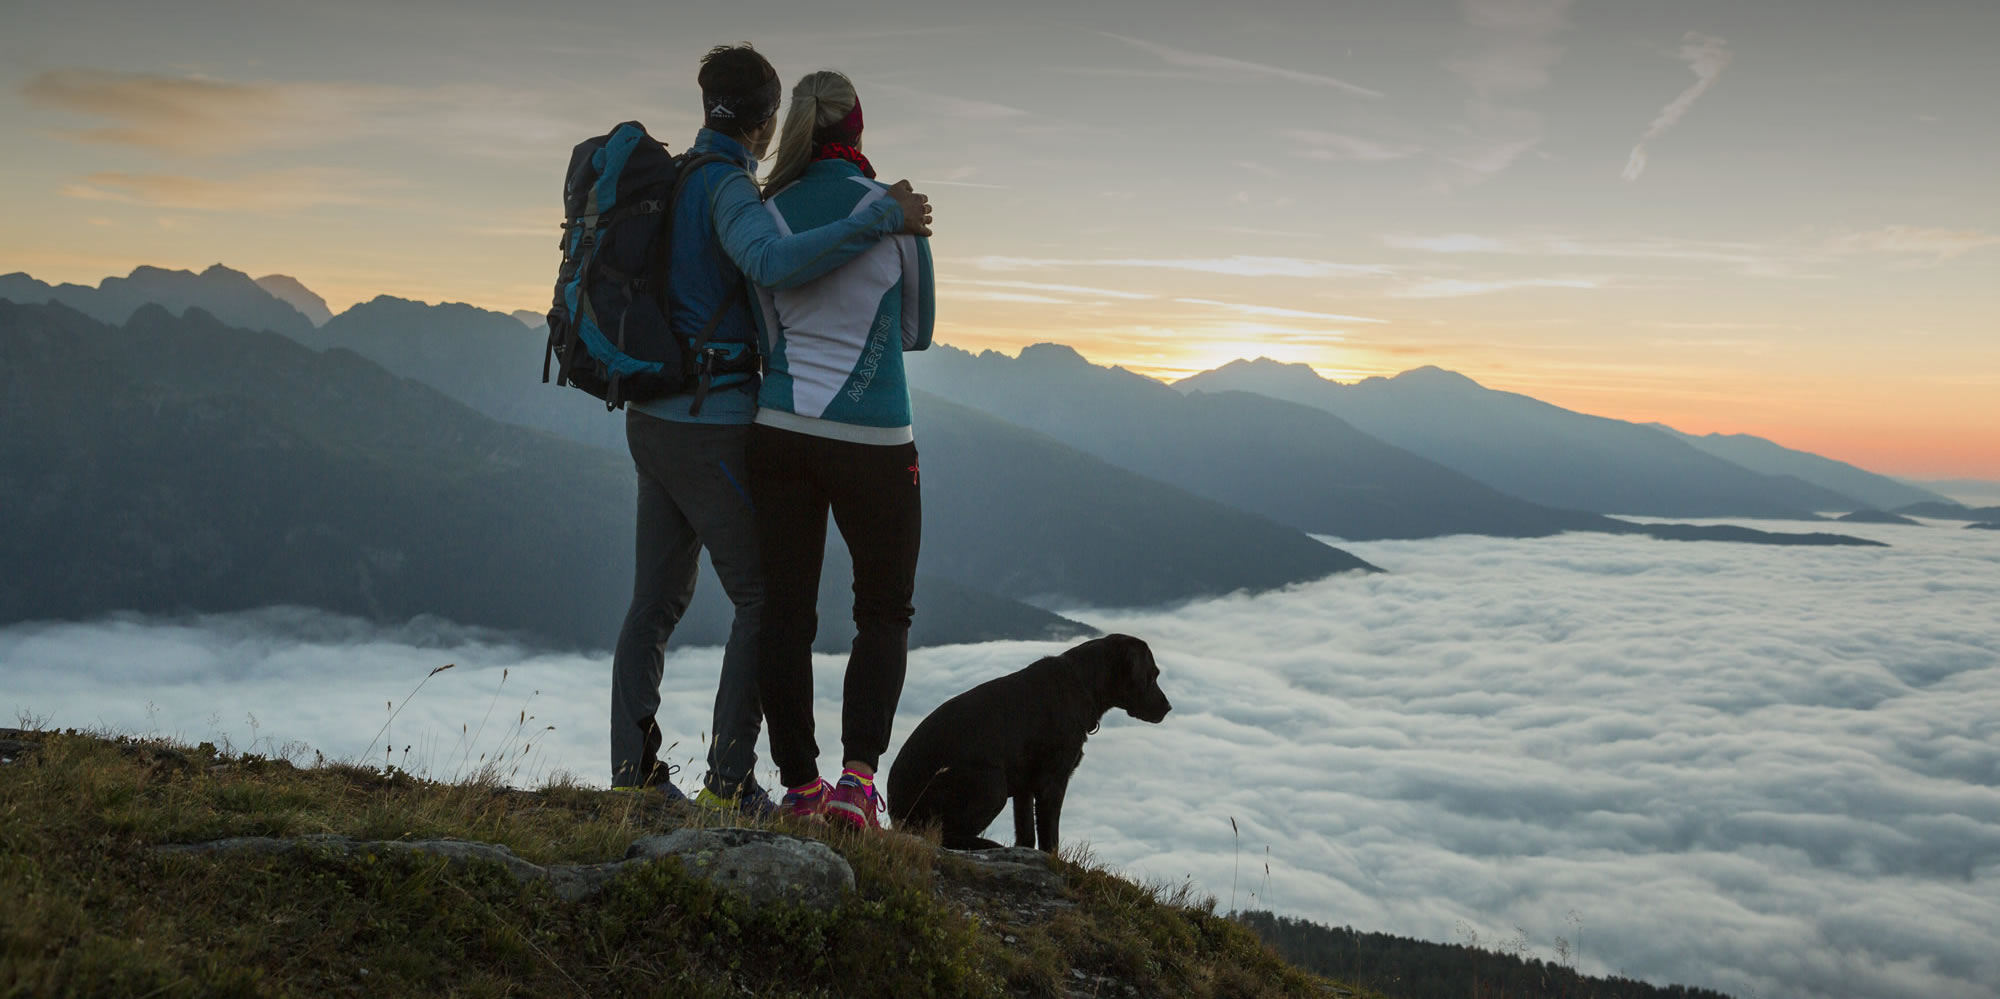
xmin=686 ymin=279 xmax=746 ymax=417
xmin=666 ymin=151 xmax=754 ymax=418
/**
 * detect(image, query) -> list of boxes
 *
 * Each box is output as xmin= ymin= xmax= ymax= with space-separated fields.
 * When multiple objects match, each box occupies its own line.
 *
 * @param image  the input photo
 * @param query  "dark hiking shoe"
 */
xmin=695 ymin=778 xmax=779 ymax=819
xmin=612 ymin=763 xmax=687 ymax=802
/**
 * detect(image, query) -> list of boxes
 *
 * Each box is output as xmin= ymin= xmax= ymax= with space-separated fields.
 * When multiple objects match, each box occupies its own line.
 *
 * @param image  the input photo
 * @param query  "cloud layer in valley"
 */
xmin=4 ymin=520 xmax=1997 ymax=999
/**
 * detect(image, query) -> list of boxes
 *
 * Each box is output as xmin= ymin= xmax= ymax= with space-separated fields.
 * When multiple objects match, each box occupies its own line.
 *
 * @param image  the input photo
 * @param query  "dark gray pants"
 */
xmin=609 ymin=412 xmax=764 ymax=793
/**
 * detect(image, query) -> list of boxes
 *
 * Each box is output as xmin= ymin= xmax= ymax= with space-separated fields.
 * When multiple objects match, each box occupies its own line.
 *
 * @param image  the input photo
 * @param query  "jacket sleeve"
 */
xmin=899 ymin=234 xmax=935 ymax=352
xmin=708 ymin=167 xmax=903 ymax=290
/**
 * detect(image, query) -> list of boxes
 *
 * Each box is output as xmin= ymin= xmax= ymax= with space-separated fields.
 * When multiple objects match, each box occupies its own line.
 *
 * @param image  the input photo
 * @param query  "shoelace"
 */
xmin=840 ymin=776 xmax=885 ymax=813
xmin=784 ymin=779 xmax=829 ymax=804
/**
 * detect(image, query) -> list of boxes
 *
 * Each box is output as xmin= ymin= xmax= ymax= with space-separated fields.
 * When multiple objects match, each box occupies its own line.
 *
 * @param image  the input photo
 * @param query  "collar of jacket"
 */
xmin=801 ymin=157 xmax=866 ymax=180
xmin=692 ymin=128 xmax=758 ymax=171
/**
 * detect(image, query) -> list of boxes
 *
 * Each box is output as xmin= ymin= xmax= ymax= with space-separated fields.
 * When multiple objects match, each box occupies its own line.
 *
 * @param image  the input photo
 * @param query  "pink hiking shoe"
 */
xmin=825 ymin=769 xmax=883 ymax=830
xmin=780 ymin=777 xmax=831 ymax=820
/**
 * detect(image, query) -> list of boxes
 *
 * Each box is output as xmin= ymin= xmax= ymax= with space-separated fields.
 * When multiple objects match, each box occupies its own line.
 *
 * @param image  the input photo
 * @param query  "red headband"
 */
xmin=813 ymin=97 xmax=864 ymax=147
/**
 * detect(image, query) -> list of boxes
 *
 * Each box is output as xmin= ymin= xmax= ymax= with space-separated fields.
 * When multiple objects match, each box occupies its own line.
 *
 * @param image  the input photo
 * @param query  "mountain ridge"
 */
xmin=913 ymin=345 xmax=1879 ymax=548
xmin=1179 ymin=356 xmax=1861 ymax=519
xmin=0 ymin=301 xmax=1096 ymax=651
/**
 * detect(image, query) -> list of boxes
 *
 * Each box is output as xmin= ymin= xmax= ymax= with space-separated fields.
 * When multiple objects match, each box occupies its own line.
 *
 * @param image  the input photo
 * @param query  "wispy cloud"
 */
xmin=1448 ymin=0 xmax=1574 ymax=97
xmin=1100 ymin=33 xmax=1383 ymax=99
xmin=1386 ymin=228 xmax=2000 ymax=274
xmin=1232 ymin=160 xmax=1286 ymax=179
xmin=968 ymin=255 xmax=1391 ymax=279
xmin=1175 ymin=299 xmax=1388 ymax=324
xmin=1623 ymin=33 xmax=1732 ymax=182
xmin=21 ymin=68 xmax=572 ymax=159
xmin=1282 ymin=129 xmax=1421 ymax=162
xmin=25 ymin=70 xmax=303 ymax=153
xmin=1643 ymin=320 xmax=1799 ymax=331
xmin=940 ymin=279 xmax=1155 ymax=301
xmin=1386 ymin=232 xmax=1766 ymax=267
xmin=951 ymin=291 xmax=1075 ymax=305
xmin=868 ymin=81 xmax=1034 ymax=121
xmin=1438 ymin=0 xmax=1575 ymax=189
xmin=1390 ymin=276 xmax=1600 ymax=298
xmin=1822 ymin=226 xmax=2000 ymax=263
xmin=63 ymin=169 xmax=401 ymax=213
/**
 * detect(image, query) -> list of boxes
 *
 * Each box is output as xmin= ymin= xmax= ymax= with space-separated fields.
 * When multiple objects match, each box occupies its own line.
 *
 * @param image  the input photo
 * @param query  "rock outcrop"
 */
xmin=157 ymin=827 xmax=858 ymax=908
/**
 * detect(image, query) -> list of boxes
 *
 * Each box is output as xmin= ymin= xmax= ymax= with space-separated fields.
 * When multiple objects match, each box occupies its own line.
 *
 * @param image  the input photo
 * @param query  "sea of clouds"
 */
xmin=4 ymin=518 xmax=1996 ymax=999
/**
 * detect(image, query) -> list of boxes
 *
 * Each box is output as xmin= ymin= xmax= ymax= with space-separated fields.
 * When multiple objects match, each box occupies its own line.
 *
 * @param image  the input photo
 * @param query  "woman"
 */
xmin=747 ymin=70 xmax=935 ymax=828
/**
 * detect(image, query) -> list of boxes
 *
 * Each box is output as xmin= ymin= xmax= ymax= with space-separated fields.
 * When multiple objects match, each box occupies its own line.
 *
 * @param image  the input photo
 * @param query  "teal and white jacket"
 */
xmin=752 ymin=159 xmax=934 ymax=445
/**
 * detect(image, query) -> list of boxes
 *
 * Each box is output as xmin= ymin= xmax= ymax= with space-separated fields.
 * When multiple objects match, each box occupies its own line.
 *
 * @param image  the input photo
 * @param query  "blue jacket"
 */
xmin=752 ymin=159 xmax=935 ymax=444
xmin=631 ymin=129 xmax=906 ymax=425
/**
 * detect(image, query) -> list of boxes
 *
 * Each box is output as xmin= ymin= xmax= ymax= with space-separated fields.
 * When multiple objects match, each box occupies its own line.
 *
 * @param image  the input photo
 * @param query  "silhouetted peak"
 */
xmin=256 ymin=274 xmax=333 ymax=326
xmin=337 ymin=294 xmax=496 ymax=321
xmin=1388 ymin=365 xmax=1483 ymax=390
xmin=198 ymin=263 xmax=256 ymax=283
xmin=123 ymin=265 xmax=193 ymax=281
xmin=124 ymin=302 xmax=177 ymax=326
xmin=1016 ymin=342 xmax=1092 ymax=367
xmin=338 ymin=294 xmax=435 ymax=319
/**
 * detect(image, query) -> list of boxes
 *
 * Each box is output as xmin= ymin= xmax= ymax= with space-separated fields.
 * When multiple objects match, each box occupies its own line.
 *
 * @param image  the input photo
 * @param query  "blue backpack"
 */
xmin=542 ymin=121 xmax=753 ymax=411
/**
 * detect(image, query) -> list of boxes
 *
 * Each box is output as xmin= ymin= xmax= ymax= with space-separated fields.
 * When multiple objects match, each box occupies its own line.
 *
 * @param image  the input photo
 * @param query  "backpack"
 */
xmin=542 ymin=121 xmax=756 ymax=412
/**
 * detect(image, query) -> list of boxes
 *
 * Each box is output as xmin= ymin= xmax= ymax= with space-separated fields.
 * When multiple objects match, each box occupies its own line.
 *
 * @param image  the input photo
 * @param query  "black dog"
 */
xmin=887 ymin=634 xmax=1171 ymax=852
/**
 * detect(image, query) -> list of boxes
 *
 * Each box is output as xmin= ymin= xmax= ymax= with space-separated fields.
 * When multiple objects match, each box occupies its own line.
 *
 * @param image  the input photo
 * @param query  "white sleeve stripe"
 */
xmin=764 ymin=198 xmax=793 ymax=237
xmin=848 ymin=176 xmax=890 ymax=217
xmin=754 ymin=284 xmax=782 ymax=357
xmin=898 ymin=235 xmax=921 ymax=350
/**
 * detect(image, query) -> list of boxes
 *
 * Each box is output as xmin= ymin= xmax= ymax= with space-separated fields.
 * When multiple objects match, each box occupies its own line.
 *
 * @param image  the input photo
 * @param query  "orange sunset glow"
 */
xmin=3 ymin=2 xmax=1996 ymax=481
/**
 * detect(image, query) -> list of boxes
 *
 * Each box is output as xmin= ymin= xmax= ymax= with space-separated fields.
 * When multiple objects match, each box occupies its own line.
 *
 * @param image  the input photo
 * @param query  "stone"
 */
xmin=154 ymin=828 xmax=851 ymax=910
xmin=627 ymin=827 xmax=855 ymax=910
xmin=949 ymin=844 xmax=1065 ymax=894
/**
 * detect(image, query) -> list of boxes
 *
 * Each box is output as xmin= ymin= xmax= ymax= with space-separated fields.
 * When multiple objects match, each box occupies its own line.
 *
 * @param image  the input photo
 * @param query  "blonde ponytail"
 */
xmin=762 ymin=70 xmax=859 ymax=197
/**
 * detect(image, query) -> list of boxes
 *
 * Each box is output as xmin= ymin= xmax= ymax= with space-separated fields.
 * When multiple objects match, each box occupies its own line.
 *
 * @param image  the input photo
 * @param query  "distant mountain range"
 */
xmin=0 ymin=302 xmax=1100 ymax=650
xmin=271 ymin=291 xmax=1372 ymax=605
xmin=1900 ymin=477 xmax=2000 ymax=506
xmin=306 ymin=294 xmax=627 ymax=452
xmin=913 ymin=344 xmax=1594 ymax=540
xmin=1 ymin=265 xmax=1890 ymax=620
xmin=1896 ymin=501 xmax=2000 ymax=521
xmin=1651 ymin=425 xmax=1949 ymax=511
xmin=0 ymin=300 xmax=1367 ymax=649
xmin=1836 ymin=509 xmax=1921 ymax=526
xmin=1180 ymin=359 xmax=1890 ymax=518
xmin=907 ymin=344 xmax=1878 ymax=548
xmin=0 ymin=264 xmax=317 ymax=341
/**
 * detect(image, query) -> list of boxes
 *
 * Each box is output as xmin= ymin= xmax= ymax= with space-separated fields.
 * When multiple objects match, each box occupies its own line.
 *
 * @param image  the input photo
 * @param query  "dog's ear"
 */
xmin=1118 ymin=636 xmax=1157 ymax=692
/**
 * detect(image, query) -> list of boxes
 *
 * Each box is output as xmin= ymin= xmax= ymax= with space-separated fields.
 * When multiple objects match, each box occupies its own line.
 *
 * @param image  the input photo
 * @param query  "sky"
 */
xmin=1 ymin=0 xmax=1997 ymax=477
xmin=6 ymin=519 xmax=1997 ymax=999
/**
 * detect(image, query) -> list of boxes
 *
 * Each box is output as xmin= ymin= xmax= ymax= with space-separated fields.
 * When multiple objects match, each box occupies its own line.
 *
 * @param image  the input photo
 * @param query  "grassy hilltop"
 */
xmin=0 ymin=725 xmax=1373 ymax=999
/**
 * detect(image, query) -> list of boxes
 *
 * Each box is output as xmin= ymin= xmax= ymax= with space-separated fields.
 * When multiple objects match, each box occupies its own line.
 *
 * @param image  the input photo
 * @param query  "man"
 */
xmin=609 ymin=43 xmax=933 ymax=813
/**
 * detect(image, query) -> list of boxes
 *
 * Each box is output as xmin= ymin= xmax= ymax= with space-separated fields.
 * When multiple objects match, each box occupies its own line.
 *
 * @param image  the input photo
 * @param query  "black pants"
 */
xmin=747 ymin=423 xmax=920 ymax=790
